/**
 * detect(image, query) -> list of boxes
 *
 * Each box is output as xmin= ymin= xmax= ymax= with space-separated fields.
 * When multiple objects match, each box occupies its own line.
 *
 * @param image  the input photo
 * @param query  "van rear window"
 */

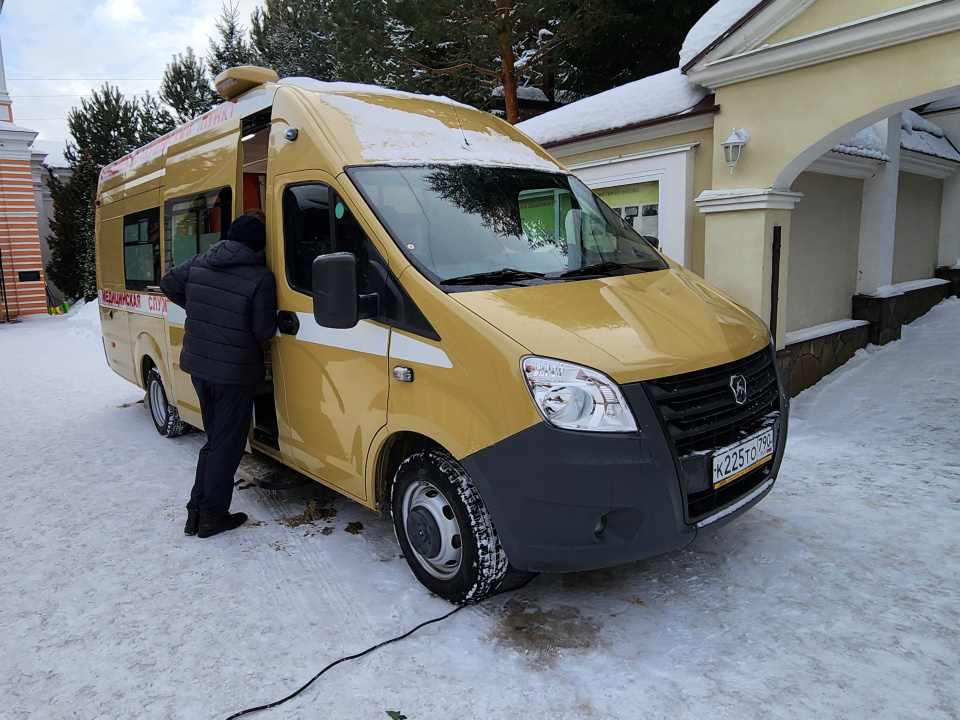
xmin=347 ymin=165 xmax=666 ymax=290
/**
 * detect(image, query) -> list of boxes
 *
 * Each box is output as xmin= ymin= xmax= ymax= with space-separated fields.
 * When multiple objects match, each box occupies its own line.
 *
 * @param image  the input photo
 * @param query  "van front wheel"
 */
xmin=146 ymin=368 xmax=186 ymax=438
xmin=391 ymin=449 xmax=508 ymax=605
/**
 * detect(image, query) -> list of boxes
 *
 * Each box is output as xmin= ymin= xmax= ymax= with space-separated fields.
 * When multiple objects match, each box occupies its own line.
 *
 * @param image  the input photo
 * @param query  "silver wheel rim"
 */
xmin=401 ymin=479 xmax=462 ymax=580
xmin=149 ymin=378 xmax=167 ymax=427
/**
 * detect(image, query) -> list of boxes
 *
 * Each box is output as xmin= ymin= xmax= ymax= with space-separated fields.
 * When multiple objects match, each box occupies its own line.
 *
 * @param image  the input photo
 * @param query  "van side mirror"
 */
xmin=311 ymin=253 xmax=380 ymax=329
xmin=312 ymin=253 xmax=359 ymax=329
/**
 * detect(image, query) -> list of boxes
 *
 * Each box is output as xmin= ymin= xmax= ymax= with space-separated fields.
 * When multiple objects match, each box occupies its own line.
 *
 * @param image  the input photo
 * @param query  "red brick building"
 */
xmin=0 ymin=3 xmax=48 ymax=320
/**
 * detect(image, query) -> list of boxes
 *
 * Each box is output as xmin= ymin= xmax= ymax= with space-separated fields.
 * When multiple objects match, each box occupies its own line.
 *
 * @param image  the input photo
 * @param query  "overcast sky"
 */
xmin=1 ymin=0 xmax=262 ymax=148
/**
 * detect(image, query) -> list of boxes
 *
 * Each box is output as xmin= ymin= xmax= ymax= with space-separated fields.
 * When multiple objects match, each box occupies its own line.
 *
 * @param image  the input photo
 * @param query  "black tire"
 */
xmin=391 ymin=449 xmax=508 ymax=604
xmin=145 ymin=368 xmax=186 ymax=438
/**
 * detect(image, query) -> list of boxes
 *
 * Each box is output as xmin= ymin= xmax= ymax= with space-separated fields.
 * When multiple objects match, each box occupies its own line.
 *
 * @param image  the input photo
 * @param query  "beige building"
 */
xmin=518 ymin=0 xmax=960 ymax=394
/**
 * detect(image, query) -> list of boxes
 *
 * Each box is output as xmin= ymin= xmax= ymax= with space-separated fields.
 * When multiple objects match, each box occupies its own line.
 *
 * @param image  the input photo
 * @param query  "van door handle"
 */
xmin=276 ymin=311 xmax=300 ymax=335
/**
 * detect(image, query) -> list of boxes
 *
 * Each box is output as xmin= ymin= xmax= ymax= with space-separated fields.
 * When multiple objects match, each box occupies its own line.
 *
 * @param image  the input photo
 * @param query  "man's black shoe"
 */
xmin=197 ymin=512 xmax=248 ymax=538
xmin=184 ymin=507 xmax=200 ymax=536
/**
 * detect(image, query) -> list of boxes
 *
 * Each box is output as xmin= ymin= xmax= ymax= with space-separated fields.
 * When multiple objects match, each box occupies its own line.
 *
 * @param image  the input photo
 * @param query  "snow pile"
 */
xmin=900 ymin=109 xmax=960 ymax=162
xmin=67 ymin=298 xmax=102 ymax=340
xmin=832 ymin=126 xmax=890 ymax=161
xmin=318 ymin=92 xmax=559 ymax=171
xmin=516 ymin=69 xmax=709 ymax=146
xmin=679 ymin=0 xmax=762 ymax=67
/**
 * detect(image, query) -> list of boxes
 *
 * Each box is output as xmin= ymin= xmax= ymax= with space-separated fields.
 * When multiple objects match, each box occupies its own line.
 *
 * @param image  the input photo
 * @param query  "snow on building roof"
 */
xmin=515 ymin=69 xmax=709 ymax=147
xmin=679 ymin=0 xmax=764 ymax=68
xmin=30 ymin=139 xmax=69 ymax=168
xmin=901 ymin=110 xmax=960 ymax=162
xmin=830 ymin=112 xmax=960 ymax=164
xmin=0 ymin=119 xmax=39 ymax=135
xmin=832 ymin=127 xmax=890 ymax=162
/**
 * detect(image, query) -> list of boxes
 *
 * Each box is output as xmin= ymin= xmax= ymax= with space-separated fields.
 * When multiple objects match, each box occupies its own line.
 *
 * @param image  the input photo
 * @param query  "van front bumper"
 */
xmin=460 ymin=377 xmax=788 ymax=574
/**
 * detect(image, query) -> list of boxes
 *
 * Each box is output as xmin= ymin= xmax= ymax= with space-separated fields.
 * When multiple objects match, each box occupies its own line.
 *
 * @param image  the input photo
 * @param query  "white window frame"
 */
xmin=566 ymin=142 xmax=698 ymax=268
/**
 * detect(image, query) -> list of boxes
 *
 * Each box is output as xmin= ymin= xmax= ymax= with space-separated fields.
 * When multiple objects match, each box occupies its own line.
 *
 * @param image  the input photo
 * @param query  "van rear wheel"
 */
xmin=146 ymin=368 xmax=186 ymax=438
xmin=391 ymin=449 xmax=508 ymax=605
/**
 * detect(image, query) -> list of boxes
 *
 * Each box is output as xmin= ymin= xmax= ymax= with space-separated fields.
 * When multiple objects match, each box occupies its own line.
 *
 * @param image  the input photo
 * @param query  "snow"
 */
xmin=280 ymin=77 xmax=469 ymax=108
xmin=317 ymin=92 xmax=560 ymax=172
xmin=900 ymin=110 xmax=960 ymax=163
xmin=903 ymin=109 xmax=944 ymax=138
xmin=493 ymin=84 xmax=548 ymax=102
xmin=679 ymin=0 xmax=762 ymax=67
xmin=3 ymin=297 xmax=960 ymax=718
xmin=867 ymin=277 xmax=949 ymax=298
xmin=784 ymin=318 xmax=870 ymax=346
xmin=832 ymin=126 xmax=890 ymax=162
xmin=516 ymin=69 xmax=709 ymax=146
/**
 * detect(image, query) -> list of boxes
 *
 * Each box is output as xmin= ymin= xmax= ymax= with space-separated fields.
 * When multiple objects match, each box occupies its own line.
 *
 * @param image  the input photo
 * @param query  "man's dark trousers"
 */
xmin=189 ymin=376 xmax=256 ymax=517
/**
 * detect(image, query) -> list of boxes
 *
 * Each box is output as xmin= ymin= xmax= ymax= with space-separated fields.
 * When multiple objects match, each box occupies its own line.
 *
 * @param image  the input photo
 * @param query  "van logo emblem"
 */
xmin=729 ymin=375 xmax=748 ymax=405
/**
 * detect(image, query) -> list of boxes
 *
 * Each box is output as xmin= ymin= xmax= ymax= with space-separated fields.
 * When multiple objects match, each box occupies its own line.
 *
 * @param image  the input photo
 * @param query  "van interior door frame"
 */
xmin=239 ymin=109 xmax=281 ymax=454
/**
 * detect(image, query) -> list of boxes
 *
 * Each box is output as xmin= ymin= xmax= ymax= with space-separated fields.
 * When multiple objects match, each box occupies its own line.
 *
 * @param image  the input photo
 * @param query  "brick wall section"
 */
xmin=0 ymin=158 xmax=48 ymax=318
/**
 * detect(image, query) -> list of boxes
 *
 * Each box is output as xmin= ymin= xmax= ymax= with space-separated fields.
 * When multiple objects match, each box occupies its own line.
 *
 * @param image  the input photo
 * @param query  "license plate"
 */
xmin=712 ymin=428 xmax=775 ymax=489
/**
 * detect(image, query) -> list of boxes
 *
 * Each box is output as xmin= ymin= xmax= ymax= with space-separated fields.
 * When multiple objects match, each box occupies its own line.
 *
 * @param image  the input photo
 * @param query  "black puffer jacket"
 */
xmin=160 ymin=239 xmax=277 ymax=385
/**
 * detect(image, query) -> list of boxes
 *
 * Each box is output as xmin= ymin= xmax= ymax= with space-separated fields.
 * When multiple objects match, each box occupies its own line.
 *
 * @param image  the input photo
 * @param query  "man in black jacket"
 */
xmin=160 ymin=214 xmax=277 ymax=538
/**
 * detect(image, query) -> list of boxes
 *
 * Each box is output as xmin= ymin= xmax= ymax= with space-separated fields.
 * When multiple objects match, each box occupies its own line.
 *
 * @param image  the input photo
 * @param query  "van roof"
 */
xmin=98 ymin=79 xmax=562 ymax=193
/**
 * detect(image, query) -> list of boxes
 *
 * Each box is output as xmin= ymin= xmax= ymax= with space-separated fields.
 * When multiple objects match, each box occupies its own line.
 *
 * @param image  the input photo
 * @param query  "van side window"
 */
xmin=123 ymin=208 xmax=160 ymax=290
xmin=283 ymin=183 xmax=332 ymax=294
xmin=282 ymin=182 xmax=438 ymax=339
xmin=165 ymin=187 xmax=232 ymax=270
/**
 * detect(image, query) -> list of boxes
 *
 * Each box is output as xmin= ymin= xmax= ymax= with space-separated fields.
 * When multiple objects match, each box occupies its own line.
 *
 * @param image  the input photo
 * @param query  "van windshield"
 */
xmin=346 ymin=165 xmax=667 ymax=289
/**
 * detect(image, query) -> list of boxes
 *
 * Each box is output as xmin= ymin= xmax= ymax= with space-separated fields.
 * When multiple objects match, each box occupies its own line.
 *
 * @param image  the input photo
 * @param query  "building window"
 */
xmin=165 ymin=187 xmax=232 ymax=269
xmin=594 ymin=181 xmax=660 ymax=240
xmin=123 ymin=208 xmax=161 ymax=290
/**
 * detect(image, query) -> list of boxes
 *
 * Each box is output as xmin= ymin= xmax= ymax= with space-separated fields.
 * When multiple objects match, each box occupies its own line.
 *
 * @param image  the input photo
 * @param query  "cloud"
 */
xmin=1 ymin=0 xmax=265 ymax=142
xmin=93 ymin=0 xmax=147 ymax=27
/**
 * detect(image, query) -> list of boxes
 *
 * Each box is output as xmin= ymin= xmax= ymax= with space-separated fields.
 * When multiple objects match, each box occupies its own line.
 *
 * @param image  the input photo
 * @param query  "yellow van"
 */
xmin=96 ymin=66 xmax=788 ymax=603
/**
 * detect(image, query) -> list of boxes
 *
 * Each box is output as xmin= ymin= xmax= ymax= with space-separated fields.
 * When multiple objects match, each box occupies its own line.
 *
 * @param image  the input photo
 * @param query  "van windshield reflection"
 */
xmin=346 ymin=165 xmax=667 ymax=290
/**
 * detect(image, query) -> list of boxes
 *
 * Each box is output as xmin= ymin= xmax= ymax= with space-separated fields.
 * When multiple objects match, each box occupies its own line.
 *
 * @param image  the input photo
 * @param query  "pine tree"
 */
xmin=47 ymin=87 xmax=174 ymax=300
xmin=138 ymin=91 xmax=176 ymax=141
xmin=207 ymin=1 xmax=256 ymax=79
xmin=160 ymin=47 xmax=219 ymax=124
xmin=250 ymin=0 xmax=340 ymax=81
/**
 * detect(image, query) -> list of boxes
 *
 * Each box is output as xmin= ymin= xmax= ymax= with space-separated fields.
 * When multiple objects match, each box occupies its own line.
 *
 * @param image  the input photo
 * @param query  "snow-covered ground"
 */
xmin=1 ymin=299 xmax=959 ymax=719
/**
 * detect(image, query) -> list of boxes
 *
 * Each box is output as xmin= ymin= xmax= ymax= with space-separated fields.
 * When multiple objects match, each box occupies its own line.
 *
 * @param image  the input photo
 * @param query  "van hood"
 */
xmin=452 ymin=267 xmax=771 ymax=384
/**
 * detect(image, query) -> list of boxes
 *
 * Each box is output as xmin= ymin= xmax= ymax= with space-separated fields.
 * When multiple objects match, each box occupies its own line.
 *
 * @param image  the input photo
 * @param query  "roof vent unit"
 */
xmin=214 ymin=66 xmax=279 ymax=101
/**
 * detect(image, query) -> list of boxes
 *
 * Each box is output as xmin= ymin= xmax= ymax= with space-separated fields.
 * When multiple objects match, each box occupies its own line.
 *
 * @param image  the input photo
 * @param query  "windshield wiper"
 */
xmin=551 ymin=261 xmax=658 ymax=279
xmin=439 ymin=268 xmax=546 ymax=286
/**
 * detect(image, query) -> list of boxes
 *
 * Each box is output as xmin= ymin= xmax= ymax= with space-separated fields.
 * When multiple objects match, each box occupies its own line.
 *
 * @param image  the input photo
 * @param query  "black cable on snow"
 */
xmin=223 ymin=573 xmax=538 ymax=719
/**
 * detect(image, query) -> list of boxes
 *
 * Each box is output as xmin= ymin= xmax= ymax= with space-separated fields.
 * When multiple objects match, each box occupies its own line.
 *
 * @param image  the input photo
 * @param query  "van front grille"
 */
xmin=644 ymin=348 xmax=780 ymax=458
xmin=640 ymin=348 xmax=782 ymax=523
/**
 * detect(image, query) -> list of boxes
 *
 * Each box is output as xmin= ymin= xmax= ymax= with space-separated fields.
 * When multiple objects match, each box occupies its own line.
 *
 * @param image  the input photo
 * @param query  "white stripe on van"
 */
xmin=293 ymin=312 xmax=451 ymax=368
xmin=167 ymin=304 xmax=186 ymax=325
xmin=295 ymin=313 xmax=389 ymax=356
xmin=390 ymin=330 xmax=453 ymax=369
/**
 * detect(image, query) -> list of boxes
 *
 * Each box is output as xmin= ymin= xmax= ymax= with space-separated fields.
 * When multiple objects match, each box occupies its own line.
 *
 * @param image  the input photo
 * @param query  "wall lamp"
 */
xmin=722 ymin=128 xmax=750 ymax=174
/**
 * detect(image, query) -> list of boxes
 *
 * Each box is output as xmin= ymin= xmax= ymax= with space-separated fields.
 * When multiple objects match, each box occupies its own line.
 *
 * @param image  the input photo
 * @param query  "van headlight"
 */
xmin=522 ymin=356 xmax=638 ymax=433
